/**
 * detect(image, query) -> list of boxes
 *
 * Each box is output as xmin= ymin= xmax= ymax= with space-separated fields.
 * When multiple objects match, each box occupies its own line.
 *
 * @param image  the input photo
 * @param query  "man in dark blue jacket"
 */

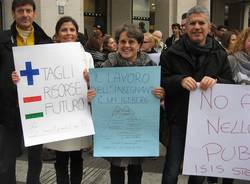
xmin=160 ymin=5 xmax=234 ymax=184
xmin=0 ymin=0 xmax=52 ymax=183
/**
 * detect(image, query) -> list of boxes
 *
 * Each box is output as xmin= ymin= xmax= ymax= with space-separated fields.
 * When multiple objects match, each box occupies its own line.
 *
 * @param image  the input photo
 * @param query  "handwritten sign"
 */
xmin=90 ymin=66 xmax=160 ymax=157
xmin=183 ymin=84 xmax=250 ymax=181
xmin=13 ymin=42 xmax=95 ymax=146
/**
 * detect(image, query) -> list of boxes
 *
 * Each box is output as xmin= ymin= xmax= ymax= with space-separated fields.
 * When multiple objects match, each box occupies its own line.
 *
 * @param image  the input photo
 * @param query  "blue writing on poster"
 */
xmin=90 ymin=66 xmax=161 ymax=157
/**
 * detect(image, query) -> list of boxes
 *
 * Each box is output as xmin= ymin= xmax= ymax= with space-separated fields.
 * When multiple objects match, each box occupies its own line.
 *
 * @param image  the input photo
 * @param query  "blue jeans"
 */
xmin=161 ymin=124 xmax=205 ymax=184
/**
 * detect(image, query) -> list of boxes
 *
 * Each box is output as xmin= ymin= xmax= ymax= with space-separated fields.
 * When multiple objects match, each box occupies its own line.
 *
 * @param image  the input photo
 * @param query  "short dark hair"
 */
xmin=115 ymin=24 xmax=144 ymax=45
xmin=55 ymin=16 xmax=79 ymax=35
xmin=217 ymin=25 xmax=227 ymax=31
xmin=171 ymin=23 xmax=181 ymax=30
xmin=12 ymin=0 xmax=36 ymax=11
xmin=181 ymin=13 xmax=187 ymax=20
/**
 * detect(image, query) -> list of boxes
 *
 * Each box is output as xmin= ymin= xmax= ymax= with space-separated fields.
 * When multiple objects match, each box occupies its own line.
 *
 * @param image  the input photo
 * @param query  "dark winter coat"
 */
xmin=160 ymin=35 xmax=234 ymax=127
xmin=165 ymin=35 xmax=182 ymax=48
xmin=0 ymin=21 xmax=52 ymax=166
xmin=0 ymin=21 xmax=52 ymax=128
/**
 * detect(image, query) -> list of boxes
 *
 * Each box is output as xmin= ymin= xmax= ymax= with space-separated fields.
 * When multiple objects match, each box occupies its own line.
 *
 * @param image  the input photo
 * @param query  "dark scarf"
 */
xmin=183 ymin=33 xmax=213 ymax=68
xmin=183 ymin=33 xmax=213 ymax=56
xmin=103 ymin=52 xmax=155 ymax=67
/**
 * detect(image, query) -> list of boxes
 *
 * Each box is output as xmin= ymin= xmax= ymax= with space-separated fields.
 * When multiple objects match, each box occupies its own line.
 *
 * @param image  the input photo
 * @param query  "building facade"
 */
xmin=0 ymin=0 xmax=249 ymax=40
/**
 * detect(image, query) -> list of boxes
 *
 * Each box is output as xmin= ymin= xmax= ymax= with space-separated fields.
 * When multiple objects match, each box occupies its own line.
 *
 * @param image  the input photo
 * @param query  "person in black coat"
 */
xmin=160 ymin=5 xmax=234 ymax=184
xmin=0 ymin=0 xmax=52 ymax=183
xmin=165 ymin=23 xmax=182 ymax=48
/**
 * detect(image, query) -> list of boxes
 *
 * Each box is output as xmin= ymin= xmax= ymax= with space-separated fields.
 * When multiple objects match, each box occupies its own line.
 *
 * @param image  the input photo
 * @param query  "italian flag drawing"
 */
xmin=13 ymin=42 xmax=95 ymax=146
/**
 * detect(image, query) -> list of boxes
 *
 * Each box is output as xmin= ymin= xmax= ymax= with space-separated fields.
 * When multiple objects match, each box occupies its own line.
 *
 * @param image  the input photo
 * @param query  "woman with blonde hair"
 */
xmin=140 ymin=32 xmax=159 ymax=53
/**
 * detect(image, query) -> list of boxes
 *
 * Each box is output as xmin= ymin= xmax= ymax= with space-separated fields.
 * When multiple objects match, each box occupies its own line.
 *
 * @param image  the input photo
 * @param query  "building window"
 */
xmin=132 ymin=0 xmax=155 ymax=32
xmin=84 ymin=0 xmax=107 ymax=36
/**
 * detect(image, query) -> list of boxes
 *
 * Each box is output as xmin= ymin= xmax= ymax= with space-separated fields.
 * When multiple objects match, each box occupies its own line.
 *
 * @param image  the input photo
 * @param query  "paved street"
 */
xmin=16 ymin=145 xmax=250 ymax=184
xmin=16 ymin=153 xmax=164 ymax=184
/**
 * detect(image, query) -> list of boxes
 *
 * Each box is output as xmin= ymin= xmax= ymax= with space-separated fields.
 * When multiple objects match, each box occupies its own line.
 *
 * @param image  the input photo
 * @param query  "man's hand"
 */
xmin=181 ymin=77 xmax=197 ymax=91
xmin=11 ymin=71 xmax=20 ymax=84
xmin=200 ymin=76 xmax=217 ymax=90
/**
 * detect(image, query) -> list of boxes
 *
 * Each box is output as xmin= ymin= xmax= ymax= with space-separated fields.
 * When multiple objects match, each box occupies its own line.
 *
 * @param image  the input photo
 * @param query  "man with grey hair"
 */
xmin=160 ymin=5 xmax=233 ymax=184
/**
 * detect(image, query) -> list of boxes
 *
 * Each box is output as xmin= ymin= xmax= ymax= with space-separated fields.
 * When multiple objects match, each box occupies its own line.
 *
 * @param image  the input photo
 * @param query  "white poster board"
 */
xmin=148 ymin=53 xmax=161 ymax=65
xmin=13 ymin=42 xmax=95 ymax=147
xmin=183 ymin=84 xmax=250 ymax=181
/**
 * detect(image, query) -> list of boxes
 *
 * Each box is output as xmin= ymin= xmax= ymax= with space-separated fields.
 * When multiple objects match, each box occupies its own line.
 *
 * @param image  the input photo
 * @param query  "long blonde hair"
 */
xmin=143 ymin=32 xmax=160 ymax=47
xmin=232 ymin=28 xmax=250 ymax=54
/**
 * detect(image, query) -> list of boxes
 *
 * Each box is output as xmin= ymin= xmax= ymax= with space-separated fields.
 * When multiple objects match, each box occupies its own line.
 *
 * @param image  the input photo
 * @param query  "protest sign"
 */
xmin=13 ymin=42 xmax=94 ymax=146
xmin=183 ymin=84 xmax=250 ymax=181
xmin=148 ymin=53 xmax=161 ymax=65
xmin=90 ymin=66 xmax=160 ymax=157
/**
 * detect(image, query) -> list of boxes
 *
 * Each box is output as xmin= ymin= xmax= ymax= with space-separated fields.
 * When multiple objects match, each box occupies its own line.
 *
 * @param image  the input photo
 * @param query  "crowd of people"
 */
xmin=0 ymin=0 xmax=249 ymax=184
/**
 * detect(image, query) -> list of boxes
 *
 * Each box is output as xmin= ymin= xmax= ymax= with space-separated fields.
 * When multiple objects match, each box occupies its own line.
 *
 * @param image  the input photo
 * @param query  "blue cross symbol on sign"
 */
xmin=20 ymin=61 xmax=39 ymax=86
